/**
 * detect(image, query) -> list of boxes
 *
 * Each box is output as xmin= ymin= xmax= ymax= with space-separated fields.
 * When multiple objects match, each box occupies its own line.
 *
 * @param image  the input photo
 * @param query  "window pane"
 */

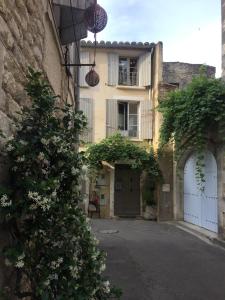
xmin=118 ymin=102 xmax=128 ymax=130
xmin=119 ymin=57 xmax=137 ymax=86
xmin=130 ymin=58 xmax=138 ymax=85
xmin=129 ymin=103 xmax=138 ymax=114
xmin=128 ymin=126 xmax=138 ymax=138
xmin=129 ymin=115 xmax=138 ymax=126
xmin=119 ymin=58 xmax=128 ymax=85
xmin=128 ymin=103 xmax=138 ymax=137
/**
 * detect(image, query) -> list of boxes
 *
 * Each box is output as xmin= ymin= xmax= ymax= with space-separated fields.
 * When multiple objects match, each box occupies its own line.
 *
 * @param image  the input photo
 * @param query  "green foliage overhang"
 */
xmin=158 ymin=74 xmax=225 ymax=182
xmin=86 ymin=133 xmax=161 ymax=179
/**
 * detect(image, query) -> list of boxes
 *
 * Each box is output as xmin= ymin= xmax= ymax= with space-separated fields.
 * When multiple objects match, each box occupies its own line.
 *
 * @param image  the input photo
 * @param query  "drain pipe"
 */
xmin=75 ymin=41 xmax=80 ymax=113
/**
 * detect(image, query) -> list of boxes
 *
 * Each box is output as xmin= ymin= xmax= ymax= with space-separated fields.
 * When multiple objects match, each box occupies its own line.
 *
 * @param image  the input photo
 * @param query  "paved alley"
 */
xmin=92 ymin=219 xmax=225 ymax=300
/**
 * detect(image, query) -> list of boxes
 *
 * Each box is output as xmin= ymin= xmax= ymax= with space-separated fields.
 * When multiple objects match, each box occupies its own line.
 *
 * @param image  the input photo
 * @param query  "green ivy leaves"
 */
xmin=158 ymin=74 xmax=225 ymax=185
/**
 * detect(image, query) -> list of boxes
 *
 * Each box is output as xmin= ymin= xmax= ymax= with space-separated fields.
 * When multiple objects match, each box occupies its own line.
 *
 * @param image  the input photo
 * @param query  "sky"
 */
xmin=88 ymin=0 xmax=221 ymax=77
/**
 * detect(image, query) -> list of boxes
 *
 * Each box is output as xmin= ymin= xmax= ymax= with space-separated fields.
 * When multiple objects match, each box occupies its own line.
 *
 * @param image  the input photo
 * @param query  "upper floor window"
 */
xmin=106 ymin=99 xmax=152 ymax=140
xmin=118 ymin=102 xmax=139 ymax=138
xmin=119 ymin=57 xmax=138 ymax=86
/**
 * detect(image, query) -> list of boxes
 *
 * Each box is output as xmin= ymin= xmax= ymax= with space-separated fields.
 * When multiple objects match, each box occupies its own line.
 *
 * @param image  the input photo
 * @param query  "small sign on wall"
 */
xmin=162 ymin=184 xmax=170 ymax=192
xmin=100 ymin=194 xmax=107 ymax=206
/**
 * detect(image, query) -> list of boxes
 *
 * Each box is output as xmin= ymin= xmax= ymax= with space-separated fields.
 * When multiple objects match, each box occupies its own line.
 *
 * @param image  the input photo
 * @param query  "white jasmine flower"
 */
xmin=100 ymin=263 xmax=106 ymax=272
xmin=51 ymin=191 xmax=57 ymax=198
xmin=18 ymin=253 xmax=25 ymax=260
xmin=37 ymin=152 xmax=45 ymax=161
xmin=52 ymin=136 xmax=61 ymax=143
xmin=103 ymin=280 xmax=110 ymax=293
xmin=0 ymin=195 xmax=12 ymax=207
xmin=71 ymin=167 xmax=79 ymax=175
xmin=19 ymin=140 xmax=28 ymax=146
xmin=17 ymin=156 xmax=25 ymax=162
xmin=41 ymin=138 xmax=49 ymax=145
xmin=6 ymin=144 xmax=14 ymax=152
xmin=6 ymin=135 xmax=14 ymax=142
xmin=69 ymin=265 xmax=78 ymax=278
xmin=15 ymin=260 xmax=24 ymax=268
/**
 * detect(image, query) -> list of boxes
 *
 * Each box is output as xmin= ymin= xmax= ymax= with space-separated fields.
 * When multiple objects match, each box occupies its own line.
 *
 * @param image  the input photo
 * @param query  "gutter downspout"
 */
xmin=75 ymin=41 xmax=80 ymax=112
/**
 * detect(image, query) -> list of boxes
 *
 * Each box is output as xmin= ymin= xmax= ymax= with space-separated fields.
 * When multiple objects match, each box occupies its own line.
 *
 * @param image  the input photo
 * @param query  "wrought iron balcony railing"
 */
xmin=118 ymin=71 xmax=137 ymax=86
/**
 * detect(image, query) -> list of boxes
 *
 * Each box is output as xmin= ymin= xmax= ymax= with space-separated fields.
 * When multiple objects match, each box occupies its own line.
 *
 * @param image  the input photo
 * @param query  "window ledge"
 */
xmin=116 ymin=85 xmax=146 ymax=90
xmin=129 ymin=138 xmax=143 ymax=142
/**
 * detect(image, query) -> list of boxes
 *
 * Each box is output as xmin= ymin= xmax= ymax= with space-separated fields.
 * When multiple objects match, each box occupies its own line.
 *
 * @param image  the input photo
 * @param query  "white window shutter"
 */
xmin=108 ymin=53 xmax=119 ymax=86
xmin=106 ymin=99 xmax=118 ymax=136
xmin=80 ymin=98 xmax=93 ymax=142
xmin=138 ymin=52 xmax=151 ymax=87
xmin=140 ymin=100 xmax=152 ymax=140
xmin=80 ymin=52 xmax=90 ymax=87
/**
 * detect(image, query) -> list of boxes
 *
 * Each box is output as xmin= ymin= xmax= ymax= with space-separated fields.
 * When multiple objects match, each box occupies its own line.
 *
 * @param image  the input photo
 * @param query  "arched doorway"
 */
xmin=184 ymin=151 xmax=218 ymax=232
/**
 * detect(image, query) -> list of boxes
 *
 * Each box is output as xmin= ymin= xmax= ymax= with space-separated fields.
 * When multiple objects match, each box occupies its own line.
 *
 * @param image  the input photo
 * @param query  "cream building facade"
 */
xmin=80 ymin=39 xmax=224 ymax=240
xmin=80 ymin=40 xmax=163 ymax=218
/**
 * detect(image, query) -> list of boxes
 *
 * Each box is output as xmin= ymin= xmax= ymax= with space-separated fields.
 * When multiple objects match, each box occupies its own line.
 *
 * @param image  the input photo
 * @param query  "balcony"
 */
xmin=118 ymin=71 xmax=138 ymax=86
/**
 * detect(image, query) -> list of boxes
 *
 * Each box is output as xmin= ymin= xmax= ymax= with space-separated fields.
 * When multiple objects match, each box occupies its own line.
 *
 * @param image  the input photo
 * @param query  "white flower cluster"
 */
xmin=69 ymin=264 xmax=79 ymax=279
xmin=99 ymin=263 xmax=106 ymax=272
xmin=103 ymin=280 xmax=110 ymax=293
xmin=37 ymin=152 xmax=45 ymax=161
xmin=0 ymin=195 xmax=12 ymax=207
xmin=15 ymin=253 xmax=25 ymax=269
xmin=19 ymin=140 xmax=28 ymax=146
xmin=28 ymin=191 xmax=52 ymax=211
xmin=71 ymin=167 xmax=79 ymax=176
xmin=16 ymin=156 xmax=25 ymax=162
xmin=41 ymin=138 xmax=49 ymax=145
xmin=6 ymin=135 xmax=14 ymax=142
xmin=6 ymin=143 xmax=14 ymax=152
xmin=50 ymin=257 xmax=64 ymax=270
xmin=52 ymin=240 xmax=63 ymax=248
xmin=51 ymin=136 xmax=61 ymax=144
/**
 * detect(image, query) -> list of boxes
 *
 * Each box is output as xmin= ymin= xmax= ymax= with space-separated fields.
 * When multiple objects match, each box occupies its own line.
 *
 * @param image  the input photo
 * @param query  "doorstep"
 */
xmin=167 ymin=221 xmax=225 ymax=250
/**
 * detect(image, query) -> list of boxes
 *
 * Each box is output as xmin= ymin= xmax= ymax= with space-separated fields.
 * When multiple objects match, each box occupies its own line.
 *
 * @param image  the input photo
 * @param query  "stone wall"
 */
xmin=222 ymin=0 xmax=225 ymax=79
xmin=163 ymin=62 xmax=215 ymax=89
xmin=0 ymin=0 xmax=75 ymax=137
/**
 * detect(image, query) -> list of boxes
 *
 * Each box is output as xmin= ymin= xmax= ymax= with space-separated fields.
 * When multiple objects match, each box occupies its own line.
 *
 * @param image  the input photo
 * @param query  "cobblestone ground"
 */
xmin=91 ymin=219 xmax=225 ymax=300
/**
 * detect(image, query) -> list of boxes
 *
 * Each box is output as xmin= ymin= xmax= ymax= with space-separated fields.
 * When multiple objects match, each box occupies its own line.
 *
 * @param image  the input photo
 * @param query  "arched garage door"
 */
xmin=184 ymin=151 xmax=218 ymax=233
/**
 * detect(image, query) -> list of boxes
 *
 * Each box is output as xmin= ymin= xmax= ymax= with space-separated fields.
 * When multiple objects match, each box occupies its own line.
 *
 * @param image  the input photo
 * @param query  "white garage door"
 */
xmin=184 ymin=151 xmax=218 ymax=233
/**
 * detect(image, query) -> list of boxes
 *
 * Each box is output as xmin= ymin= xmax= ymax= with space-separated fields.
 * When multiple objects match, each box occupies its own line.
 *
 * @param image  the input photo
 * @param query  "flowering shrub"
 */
xmin=0 ymin=69 xmax=120 ymax=299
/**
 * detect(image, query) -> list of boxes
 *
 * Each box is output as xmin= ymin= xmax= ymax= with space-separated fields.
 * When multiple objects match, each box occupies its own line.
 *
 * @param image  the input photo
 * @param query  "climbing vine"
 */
xmin=0 ymin=69 xmax=121 ymax=300
xmin=86 ymin=133 xmax=161 ymax=180
xmin=158 ymin=74 xmax=225 ymax=183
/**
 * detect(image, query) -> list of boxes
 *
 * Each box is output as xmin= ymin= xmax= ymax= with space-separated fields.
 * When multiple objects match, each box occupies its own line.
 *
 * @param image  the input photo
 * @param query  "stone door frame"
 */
xmin=173 ymin=144 xmax=225 ymax=237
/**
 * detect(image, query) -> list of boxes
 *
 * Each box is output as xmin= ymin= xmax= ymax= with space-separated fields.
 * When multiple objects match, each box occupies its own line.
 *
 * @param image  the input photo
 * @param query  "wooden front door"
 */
xmin=114 ymin=165 xmax=140 ymax=217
